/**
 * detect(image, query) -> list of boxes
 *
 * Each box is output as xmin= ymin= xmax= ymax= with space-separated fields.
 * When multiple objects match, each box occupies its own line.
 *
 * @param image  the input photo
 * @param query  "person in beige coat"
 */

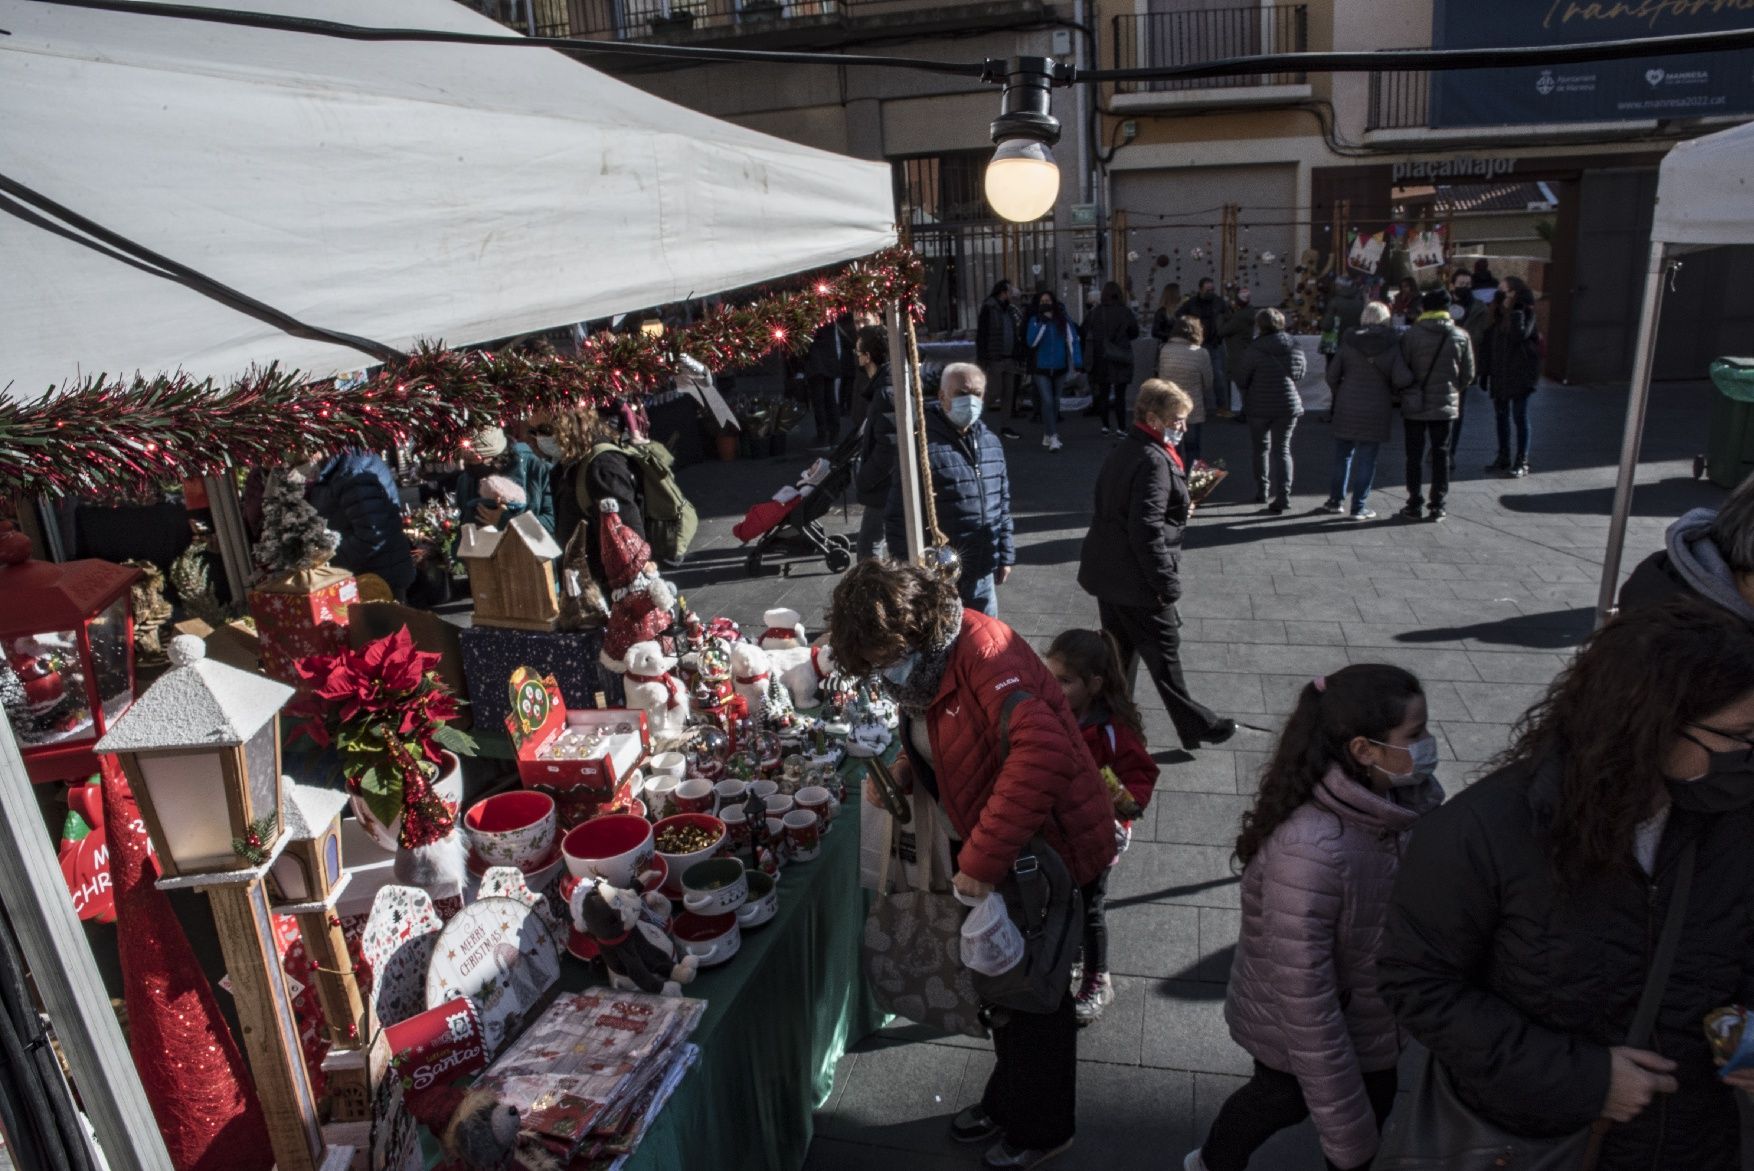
xmin=1156 ymin=316 xmax=1214 ymax=462
xmin=1186 ymin=664 xmax=1442 ymax=1171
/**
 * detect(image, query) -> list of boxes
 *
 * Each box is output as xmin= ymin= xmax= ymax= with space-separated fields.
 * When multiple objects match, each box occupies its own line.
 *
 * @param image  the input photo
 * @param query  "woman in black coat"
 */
xmin=1486 ymin=275 xmax=1540 ymax=477
xmin=851 ymin=324 xmax=897 ymax=559
xmin=1076 ymin=380 xmax=1234 ymax=751
xmin=1380 ymin=599 xmax=1754 ymax=1171
xmin=1082 ymin=281 xmax=1141 ymax=435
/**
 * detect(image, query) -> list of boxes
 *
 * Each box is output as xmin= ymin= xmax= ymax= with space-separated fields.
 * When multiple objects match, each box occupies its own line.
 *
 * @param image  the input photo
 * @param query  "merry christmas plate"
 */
xmin=425 ymin=896 xmax=561 ymax=1056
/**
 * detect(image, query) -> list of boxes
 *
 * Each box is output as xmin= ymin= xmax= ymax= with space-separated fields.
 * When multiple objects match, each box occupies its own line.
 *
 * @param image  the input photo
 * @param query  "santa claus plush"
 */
xmin=597 ymin=500 xmax=677 ymax=673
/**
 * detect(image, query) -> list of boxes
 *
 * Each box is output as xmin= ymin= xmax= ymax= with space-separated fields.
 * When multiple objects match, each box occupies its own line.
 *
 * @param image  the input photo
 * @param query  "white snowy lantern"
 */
xmin=97 ymin=635 xmax=294 ymax=878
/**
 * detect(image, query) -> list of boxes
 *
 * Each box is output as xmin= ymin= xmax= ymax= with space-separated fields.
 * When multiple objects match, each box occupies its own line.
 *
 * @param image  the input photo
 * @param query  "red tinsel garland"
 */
xmin=0 ymin=247 xmax=923 ymax=497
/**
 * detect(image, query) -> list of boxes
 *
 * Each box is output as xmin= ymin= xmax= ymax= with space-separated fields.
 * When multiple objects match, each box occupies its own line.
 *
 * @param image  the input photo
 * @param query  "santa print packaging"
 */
xmin=504 ymin=667 xmax=647 ymax=798
xmin=248 ymin=563 xmax=359 ymax=686
xmin=385 ymin=998 xmax=487 ymax=1094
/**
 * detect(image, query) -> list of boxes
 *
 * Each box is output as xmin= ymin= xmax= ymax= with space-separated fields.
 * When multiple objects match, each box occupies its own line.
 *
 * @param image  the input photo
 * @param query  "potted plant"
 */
xmin=290 ymin=627 xmax=477 ymax=889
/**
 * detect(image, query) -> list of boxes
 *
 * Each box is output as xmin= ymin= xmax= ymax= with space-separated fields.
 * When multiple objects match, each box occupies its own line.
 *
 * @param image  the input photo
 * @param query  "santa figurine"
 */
xmin=597 ymin=500 xmax=678 ymax=674
xmin=758 ymin=608 xmax=807 ymax=651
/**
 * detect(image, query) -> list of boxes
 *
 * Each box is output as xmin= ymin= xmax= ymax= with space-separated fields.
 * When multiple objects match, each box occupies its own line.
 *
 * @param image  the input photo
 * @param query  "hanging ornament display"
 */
xmin=0 ymin=247 xmax=924 ymax=498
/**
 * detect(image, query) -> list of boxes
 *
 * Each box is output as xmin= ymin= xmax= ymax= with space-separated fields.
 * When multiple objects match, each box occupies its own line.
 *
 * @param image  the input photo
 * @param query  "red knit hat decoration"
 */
xmin=397 ymin=763 xmax=458 ymax=851
xmin=597 ymin=498 xmax=650 ymax=594
xmin=604 ymin=591 xmax=671 ymax=666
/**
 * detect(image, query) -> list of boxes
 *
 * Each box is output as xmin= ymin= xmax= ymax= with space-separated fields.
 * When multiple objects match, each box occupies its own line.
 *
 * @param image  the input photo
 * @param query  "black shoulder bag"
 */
xmin=1374 ymin=839 xmax=1698 ymax=1171
xmin=968 ymin=690 xmax=1084 ymax=1018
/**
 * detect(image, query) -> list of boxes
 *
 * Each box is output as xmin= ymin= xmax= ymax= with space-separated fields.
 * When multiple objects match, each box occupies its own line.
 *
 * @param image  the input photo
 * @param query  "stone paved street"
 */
xmin=667 ymin=375 xmax=1729 ymax=1170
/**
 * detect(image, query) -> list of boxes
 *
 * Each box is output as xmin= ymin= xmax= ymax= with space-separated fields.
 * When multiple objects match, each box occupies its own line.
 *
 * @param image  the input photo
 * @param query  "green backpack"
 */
xmin=591 ymin=440 xmax=698 ymax=562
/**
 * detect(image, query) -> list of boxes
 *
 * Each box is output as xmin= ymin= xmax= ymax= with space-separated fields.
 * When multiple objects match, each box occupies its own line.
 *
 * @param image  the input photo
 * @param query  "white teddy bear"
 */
xmin=767 ymin=641 xmax=837 ymax=709
xmin=729 ymin=641 xmax=795 ymax=724
xmin=621 ymin=640 xmax=690 ymax=744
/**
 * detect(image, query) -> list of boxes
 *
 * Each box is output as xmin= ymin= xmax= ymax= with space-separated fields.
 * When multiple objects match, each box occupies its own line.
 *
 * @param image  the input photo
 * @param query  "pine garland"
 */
xmin=0 ymin=247 xmax=923 ymax=497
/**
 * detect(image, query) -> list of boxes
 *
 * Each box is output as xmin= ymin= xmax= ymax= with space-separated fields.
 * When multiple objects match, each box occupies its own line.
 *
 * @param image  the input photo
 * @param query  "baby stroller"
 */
xmin=733 ymin=428 xmax=862 ymax=576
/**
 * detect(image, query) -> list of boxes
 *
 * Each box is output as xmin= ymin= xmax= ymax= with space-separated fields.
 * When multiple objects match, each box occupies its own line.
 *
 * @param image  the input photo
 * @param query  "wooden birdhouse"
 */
xmin=458 ymin=513 xmax=562 ymax=632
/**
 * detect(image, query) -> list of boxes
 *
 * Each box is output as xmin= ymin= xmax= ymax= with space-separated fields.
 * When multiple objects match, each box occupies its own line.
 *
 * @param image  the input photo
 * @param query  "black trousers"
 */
xmin=982 ymin=990 xmax=1077 ymax=1150
xmin=1099 ymin=598 xmax=1221 ymax=748
xmin=807 ymin=375 xmax=841 ymax=444
xmin=1091 ymin=380 xmax=1128 ymax=430
xmin=1202 ymin=1060 xmax=1399 ymax=1171
xmin=1403 ymin=418 xmax=1452 ymax=509
xmin=1080 ymin=868 xmax=1111 ymax=974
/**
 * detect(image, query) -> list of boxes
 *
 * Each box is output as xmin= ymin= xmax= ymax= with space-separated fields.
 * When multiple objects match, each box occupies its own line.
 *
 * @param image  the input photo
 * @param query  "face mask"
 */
xmin=1670 ymin=732 xmax=1754 ymax=812
xmin=1164 ymin=425 xmax=1186 ymax=446
xmin=1369 ymin=735 xmax=1439 ymax=786
xmin=946 ymin=395 xmax=982 ymax=430
xmin=1454 ymin=286 xmax=1473 ymax=306
xmin=881 ymin=653 xmax=919 ymax=689
xmin=534 ymin=435 xmax=561 ymax=459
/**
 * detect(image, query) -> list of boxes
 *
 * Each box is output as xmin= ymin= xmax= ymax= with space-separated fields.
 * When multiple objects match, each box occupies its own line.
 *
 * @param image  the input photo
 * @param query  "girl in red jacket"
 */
xmin=1047 ymin=629 xmax=1158 ymax=1024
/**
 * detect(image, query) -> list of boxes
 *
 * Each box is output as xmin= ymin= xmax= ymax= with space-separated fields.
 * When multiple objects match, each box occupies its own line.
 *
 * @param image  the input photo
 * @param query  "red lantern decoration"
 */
xmin=0 ymin=537 xmax=140 ymax=783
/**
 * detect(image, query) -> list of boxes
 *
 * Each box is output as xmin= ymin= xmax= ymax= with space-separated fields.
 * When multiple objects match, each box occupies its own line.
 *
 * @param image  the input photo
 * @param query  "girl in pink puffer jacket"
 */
xmin=1186 ymin=664 xmax=1443 ymax=1171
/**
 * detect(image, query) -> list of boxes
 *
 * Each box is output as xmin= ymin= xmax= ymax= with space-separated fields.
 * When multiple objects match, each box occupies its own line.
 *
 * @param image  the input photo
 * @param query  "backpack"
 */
xmin=590 ymin=440 xmax=698 ymax=562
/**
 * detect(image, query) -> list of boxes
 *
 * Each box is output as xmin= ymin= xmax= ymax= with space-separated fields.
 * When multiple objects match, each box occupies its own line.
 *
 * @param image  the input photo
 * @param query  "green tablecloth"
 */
xmin=609 ymin=793 xmax=882 ymax=1171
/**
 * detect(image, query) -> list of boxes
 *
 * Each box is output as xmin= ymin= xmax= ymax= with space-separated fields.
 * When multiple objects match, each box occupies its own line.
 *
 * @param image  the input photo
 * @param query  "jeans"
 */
xmin=1092 ymin=380 xmax=1128 ymax=431
xmin=960 ymin=571 xmax=997 ymax=618
xmin=1207 ymin=344 xmax=1227 ymax=400
xmin=1404 ymin=418 xmax=1453 ymax=509
xmin=1080 ymin=868 xmax=1110 ymax=974
xmin=1327 ymin=439 xmax=1380 ymax=513
xmin=982 ymin=990 xmax=1077 ymax=1151
xmin=1495 ymin=395 xmax=1531 ymax=464
xmin=1098 ymin=599 xmax=1223 ymax=748
xmin=1033 ymin=371 xmax=1067 ymax=438
xmin=807 ymin=374 xmax=841 ymax=445
xmin=1247 ymin=415 xmax=1298 ymax=505
xmin=1178 ymin=421 xmax=1204 ymax=464
xmin=855 ymin=503 xmax=887 ymax=560
xmin=1201 ymin=1060 xmax=1398 ymax=1171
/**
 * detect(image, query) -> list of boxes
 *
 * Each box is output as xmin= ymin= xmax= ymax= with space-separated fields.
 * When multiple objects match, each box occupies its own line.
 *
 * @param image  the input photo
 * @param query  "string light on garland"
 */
xmin=0 ymin=246 xmax=925 ymax=497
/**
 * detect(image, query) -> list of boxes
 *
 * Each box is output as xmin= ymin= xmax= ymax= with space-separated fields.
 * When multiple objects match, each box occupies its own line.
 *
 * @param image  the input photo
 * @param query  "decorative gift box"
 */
xmin=247 ymin=563 xmax=358 ymax=686
xmin=385 ymin=998 xmax=488 ymax=1095
xmin=459 ymin=625 xmax=622 ymax=734
xmin=504 ymin=667 xmax=646 ymax=798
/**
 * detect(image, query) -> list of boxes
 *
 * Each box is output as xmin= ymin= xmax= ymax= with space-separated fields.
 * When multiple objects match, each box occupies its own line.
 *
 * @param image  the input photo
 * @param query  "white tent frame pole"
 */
xmin=1595 ymin=239 xmax=1671 ymax=627
xmin=886 ymin=304 xmax=928 ymax=565
xmin=204 ymin=473 xmax=253 ymax=606
xmin=0 ymin=722 xmax=173 ymax=1171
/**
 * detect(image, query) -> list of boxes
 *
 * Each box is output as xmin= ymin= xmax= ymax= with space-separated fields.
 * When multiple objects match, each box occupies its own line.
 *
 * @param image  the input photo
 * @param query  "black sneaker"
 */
xmin=1428 ymin=505 xmax=1447 ymax=522
xmin=1317 ymin=500 xmax=1344 ymax=514
xmin=1266 ymin=501 xmax=1287 ymax=515
xmin=1397 ymin=504 xmax=1424 ymax=521
xmin=984 ymin=1138 xmax=1074 ymax=1168
xmin=952 ymin=1105 xmax=1003 ymax=1144
xmin=1484 ymin=457 xmax=1510 ymax=474
xmin=1000 ymin=426 xmax=1022 ymax=441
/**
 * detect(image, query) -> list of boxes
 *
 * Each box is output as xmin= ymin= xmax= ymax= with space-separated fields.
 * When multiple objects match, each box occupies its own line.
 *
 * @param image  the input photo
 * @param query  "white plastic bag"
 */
xmin=955 ymin=888 xmax=1024 ymax=977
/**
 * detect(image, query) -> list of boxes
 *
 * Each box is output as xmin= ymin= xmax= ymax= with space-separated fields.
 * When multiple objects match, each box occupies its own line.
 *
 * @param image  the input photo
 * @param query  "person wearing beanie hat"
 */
xmin=1396 ymin=288 xmax=1476 ymax=523
xmin=455 ymin=422 xmax=556 ymax=537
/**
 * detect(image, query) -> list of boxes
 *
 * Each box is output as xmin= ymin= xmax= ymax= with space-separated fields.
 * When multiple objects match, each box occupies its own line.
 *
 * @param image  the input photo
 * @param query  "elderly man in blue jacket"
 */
xmin=885 ymin=362 xmax=1016 ymax=616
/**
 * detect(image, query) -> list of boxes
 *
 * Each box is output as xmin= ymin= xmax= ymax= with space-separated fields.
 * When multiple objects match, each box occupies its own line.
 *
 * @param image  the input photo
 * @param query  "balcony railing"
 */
xmin=1367 ymin=70 xmax=1430 ymax=131
xmin=1109 ymin=4 xmax=1307 ymax=96
xmin=477 ymin=0 xmax=1031 ymax=44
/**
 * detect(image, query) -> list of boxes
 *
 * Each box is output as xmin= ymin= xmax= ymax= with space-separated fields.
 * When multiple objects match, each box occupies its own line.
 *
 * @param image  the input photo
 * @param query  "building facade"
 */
xmin=482 ymin=0 xmax=1754 ymax=380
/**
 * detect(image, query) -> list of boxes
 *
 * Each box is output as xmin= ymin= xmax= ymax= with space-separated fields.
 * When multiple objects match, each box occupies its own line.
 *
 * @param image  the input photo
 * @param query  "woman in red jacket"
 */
xmin=830 ymin=560 xmax=1115 ymax=1171
xmin=1046 ymin=628 xmax=1158 ymax=1025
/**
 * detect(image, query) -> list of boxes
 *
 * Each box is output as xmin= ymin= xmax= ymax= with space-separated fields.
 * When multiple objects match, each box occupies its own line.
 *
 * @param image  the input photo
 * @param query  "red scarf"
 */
xmin=1136 ymin=423 xmax=1184 ymax=471
xmin=626 ymin=671 xmax=683 ymax=709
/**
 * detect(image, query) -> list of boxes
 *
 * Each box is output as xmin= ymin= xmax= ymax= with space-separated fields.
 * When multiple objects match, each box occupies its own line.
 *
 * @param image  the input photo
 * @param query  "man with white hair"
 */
xmin=886 ymin=362 xmax=1016 ymax=616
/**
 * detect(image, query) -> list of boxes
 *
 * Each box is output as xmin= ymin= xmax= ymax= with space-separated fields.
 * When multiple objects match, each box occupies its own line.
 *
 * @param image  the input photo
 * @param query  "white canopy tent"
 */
xmin=0 ymin=0 xmax=896 ymax=399
xmin=1597 ymin=120 xmax=1754 ymax=623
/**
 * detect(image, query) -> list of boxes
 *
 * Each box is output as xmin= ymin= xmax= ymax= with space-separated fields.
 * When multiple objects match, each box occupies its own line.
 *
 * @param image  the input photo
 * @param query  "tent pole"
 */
xmin=205 ymin=473 xmax=253 ymax=607
xmin=0 ymin=723 xmax=172 ymax=1171
xmin=885 ymin=304 xmax=927 ymax=564
xmin=1595 ymin=239 xmax=1670 ymax=627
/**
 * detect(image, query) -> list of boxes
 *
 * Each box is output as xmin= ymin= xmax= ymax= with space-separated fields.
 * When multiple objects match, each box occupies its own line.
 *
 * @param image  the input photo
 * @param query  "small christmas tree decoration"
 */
xmin=253 ymin=467 xmax=342 ymax=576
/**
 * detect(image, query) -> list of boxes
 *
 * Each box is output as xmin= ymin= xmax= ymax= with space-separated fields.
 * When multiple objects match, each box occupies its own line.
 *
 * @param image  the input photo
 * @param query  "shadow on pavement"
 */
xmin=1399 ymin=606 xmax=1595 ymax=650
xmin=1496 ymin=476 xmax=1720 ymax=517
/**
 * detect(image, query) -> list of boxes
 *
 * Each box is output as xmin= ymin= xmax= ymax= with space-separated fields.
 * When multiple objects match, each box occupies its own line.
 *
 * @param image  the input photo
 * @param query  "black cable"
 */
xmin=1078 ymin=27 xmax=1754 ymax=83
xmin=17 ymin=0 xmax=988 ymax=75
xmin=0 ymin=172 xmax=407 ymax=366
xmin=20 ymin=0 xmax=1754 ymax=83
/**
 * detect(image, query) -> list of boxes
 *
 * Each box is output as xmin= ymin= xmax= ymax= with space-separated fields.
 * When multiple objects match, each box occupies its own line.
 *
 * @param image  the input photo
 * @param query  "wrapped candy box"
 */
xmin=248 ymin=563 xmax=358 ymax=686
xmin=504 ymin=667 xmax=647 ymax=798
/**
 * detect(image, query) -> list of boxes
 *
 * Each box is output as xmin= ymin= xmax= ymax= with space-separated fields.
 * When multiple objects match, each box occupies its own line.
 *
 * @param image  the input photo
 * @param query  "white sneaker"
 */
xmin=1041 ymin=435 xmax=1051 ymax=450
xmin=1183 ymin=1150 xmax=1210 ymax=1171
xmin=1100 ymin=425 xmax=1110 ymax=435
xmin=1047 ymin=435 xmax=1064 ymax=453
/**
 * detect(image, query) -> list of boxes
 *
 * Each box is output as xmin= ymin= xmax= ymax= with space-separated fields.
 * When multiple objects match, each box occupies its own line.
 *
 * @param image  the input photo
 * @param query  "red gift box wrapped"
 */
xmin=247 ymin=563 xmax=359 ymax=686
